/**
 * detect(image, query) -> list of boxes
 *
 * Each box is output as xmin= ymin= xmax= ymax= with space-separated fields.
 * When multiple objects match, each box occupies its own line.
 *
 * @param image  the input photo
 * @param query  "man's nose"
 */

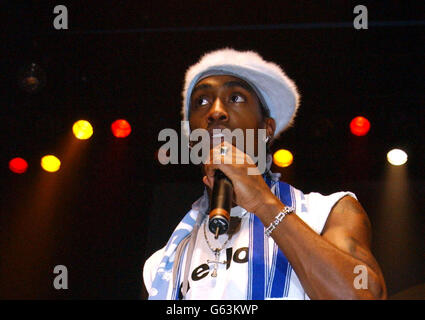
xmin=207 ymin=97 xmax=229 ymax=123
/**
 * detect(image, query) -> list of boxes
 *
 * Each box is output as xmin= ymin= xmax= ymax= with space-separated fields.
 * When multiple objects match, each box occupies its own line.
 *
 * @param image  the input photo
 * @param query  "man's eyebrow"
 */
xmin=222 ymin=80 xmax=254 ymax=93
xmin=192 ymin=80 xmax=254 ymax=96
xmin=191 ymin=83 xmax=213 ymax=96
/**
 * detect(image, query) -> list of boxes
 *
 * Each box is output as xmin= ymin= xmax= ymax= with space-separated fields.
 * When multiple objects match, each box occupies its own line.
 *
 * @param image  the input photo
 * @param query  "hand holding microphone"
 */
xmin=204 ymin=142 xmax=272 ymax=239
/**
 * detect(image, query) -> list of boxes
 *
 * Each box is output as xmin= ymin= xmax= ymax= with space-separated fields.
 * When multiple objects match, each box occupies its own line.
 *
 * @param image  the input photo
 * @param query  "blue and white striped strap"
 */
xmin=248 ymin=180 xmax=294 ymax=299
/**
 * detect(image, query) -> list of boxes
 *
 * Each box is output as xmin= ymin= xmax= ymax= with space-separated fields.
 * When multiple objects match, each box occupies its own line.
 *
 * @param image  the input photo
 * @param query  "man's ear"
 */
xmin=264 ymin=117 xmax=276 ymax=139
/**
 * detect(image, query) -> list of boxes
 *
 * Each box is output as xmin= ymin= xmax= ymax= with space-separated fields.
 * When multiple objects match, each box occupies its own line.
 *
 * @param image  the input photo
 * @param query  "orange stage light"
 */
xmin=350 ymin=116 xmax=370 ymax=136
xmin=9 ymin=157 xmax=28 ymax=174
xmin=111 ymin=119 xmax=131 ymax=138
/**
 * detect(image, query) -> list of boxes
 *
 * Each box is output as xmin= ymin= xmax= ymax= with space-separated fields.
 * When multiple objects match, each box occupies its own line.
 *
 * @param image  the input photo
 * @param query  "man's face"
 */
xmin=188 ymin=75 xmax=267 ymax=141
xmin=188 ymin=75 xmax=275 ymax=194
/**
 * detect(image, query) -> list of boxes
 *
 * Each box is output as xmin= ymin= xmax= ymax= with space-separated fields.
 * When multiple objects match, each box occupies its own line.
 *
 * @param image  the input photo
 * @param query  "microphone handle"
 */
xmin=209 ymin=170 xmax=233 ymax=238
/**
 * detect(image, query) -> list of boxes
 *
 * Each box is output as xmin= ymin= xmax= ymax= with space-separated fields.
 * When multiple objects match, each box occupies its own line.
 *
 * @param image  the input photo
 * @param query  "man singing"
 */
xmin=143 ymin=48 xmax=387 ymax=300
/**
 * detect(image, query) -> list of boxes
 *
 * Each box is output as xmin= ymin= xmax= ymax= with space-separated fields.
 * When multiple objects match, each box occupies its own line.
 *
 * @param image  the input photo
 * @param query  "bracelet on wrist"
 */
xmin=264 ymin=206 xmax=294 ymax=237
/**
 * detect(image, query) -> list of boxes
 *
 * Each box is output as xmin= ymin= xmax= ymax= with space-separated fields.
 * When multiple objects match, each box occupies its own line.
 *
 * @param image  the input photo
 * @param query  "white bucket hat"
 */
xmin=181 ymin=48 xmax=300 ymax=140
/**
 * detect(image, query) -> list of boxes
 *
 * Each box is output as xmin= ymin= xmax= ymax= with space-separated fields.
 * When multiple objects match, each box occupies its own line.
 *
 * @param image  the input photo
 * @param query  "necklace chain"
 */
xmin=203 ymin=219 xmax=231 ymax=277
xmin=203 ymin=219 xmax=231 ymax=254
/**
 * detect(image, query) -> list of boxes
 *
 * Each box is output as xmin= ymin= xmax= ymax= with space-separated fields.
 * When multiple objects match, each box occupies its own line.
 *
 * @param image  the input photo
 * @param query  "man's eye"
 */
xmin=230 ymin=95 xmax=245 ymax=103
xmin=197 ymin=97 xmax=209 ymax=106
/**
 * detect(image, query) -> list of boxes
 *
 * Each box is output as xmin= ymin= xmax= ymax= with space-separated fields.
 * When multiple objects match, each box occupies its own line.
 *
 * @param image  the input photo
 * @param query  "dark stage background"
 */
xmin=1 ymin=1 xmax=424 ymax=299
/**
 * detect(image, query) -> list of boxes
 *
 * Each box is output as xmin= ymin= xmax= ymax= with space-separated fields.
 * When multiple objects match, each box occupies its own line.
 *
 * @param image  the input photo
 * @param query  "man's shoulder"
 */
xmin=304 ymin=189 xmax=357 ymax=202
xmin=289 ymin=186 xmax=357 ymax=234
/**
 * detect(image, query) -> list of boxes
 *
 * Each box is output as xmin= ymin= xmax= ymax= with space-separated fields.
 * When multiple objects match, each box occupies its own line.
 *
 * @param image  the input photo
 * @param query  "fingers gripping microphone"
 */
xmin=209 ymin=170 xmax=233 ymax=239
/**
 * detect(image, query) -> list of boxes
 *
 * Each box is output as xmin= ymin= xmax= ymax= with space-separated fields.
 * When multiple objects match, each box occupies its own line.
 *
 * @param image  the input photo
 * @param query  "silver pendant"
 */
xmin=211 ymin=268 xmax=218 ymax=277
xmin=207 ymin=250 xmax=226 ymax=278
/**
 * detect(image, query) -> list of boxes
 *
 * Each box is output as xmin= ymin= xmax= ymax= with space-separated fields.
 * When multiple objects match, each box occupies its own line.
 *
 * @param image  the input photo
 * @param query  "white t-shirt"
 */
xmin=143 ymin=189 xmax=356 ymax=300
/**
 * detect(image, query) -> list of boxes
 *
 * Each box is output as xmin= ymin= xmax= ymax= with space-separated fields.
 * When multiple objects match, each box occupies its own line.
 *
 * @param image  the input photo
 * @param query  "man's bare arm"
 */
xmin=255 ymin=195 xmax=387 ymax=299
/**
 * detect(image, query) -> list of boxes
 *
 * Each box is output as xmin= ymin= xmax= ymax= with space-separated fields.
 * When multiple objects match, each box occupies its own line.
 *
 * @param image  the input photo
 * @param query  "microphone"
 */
xmin=209 ymin=170 xmax=233 ymax=239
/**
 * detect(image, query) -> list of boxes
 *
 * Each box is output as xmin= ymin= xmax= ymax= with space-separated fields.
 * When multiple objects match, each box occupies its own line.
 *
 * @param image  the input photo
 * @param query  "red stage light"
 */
xmin=350 ymin=116 xmax=370 ymax=136
xmin=9 ymin=157 xmax=28 ymax=174
xmin=111 ymin=119 xmax=131 ymax=138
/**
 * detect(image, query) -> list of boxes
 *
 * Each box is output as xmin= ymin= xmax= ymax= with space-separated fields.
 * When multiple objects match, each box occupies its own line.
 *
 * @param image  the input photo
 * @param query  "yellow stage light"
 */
xmin=273 ymin=149 xmax=294 ymax=168
xmin=41 ymin=155 xmax=61 ymax=172
xmin=387 ymin=149 xmax=407 ymax=166
xmin=72 ymin=120 xmax=93 ymax=140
